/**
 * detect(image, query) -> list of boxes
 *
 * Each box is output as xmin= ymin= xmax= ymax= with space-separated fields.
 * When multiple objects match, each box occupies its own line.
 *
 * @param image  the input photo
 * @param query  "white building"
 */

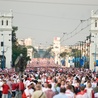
xmin=53 ymin=37 xmax=61 ymax=65
xmin=24 ymin=38 xmax=32 ymax=46
xmin=90 ymin=10 xmax=98 ymax=71
xmin=18 ymin=38 xmax=33 ymax=60
xmin=0 ymin=10 xmax=13 ymax=68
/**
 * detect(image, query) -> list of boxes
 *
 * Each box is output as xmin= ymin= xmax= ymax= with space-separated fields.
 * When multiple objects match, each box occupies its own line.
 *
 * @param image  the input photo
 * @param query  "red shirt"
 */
xmin=16 ymin=82 xmax=25 ymax=91
xmin=46 ymin=79 xmax=51 ymax=84
xmin=11 ymin=83 xmax=16 ymax=91
xmin=2 ymin=84 xmax=10 ymax=94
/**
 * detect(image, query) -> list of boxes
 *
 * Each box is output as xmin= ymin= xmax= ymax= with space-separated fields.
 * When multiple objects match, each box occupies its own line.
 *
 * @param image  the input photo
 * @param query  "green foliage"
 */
xmin=60 ymin=52 xmax=67 ymax=58
xmin=12 ymin=26 xmax=30 ymax=67
xmin=12 ymin=27 xmax=18 ymax=43
xmin=43 ymin=47 xmax=53 ymax=58
xmin=26 ymin=46 xmax=37 ymax=53
xmin=69 ymin=49 xmax=81 ymax=57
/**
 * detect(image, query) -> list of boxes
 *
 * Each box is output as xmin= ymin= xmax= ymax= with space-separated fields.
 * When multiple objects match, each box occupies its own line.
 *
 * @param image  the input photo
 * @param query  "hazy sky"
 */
xmin=0 ymin=0 xmax=98 ymax=47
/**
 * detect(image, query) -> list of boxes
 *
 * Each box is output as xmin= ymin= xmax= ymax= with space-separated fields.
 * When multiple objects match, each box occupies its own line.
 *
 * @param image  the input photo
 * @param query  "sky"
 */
xmin=0 ymin=0 xmax=98 ymax=47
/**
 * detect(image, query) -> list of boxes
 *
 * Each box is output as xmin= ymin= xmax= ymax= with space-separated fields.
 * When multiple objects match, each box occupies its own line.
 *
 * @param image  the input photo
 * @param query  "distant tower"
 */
xmin=0 ymin=10 xmax=13 ymax=69
xmin=90 ymin=10 xmax=98 ymax=70
xmin=53 ymin=37 xmax=61 ymax=65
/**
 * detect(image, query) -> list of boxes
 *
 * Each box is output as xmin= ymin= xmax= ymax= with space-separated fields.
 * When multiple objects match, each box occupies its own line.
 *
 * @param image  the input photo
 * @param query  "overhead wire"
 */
xmin=67 ymin=18 xmax=91 ymax=35
xmin=61 ymin=9 xmax=98 ymax=44
xmin=61 ymin=20 xmax=94 ymax=44
xmin=0 ymin=0 xmax=98 ymax=6
xmin=61 ymin=19 xmax=89 ymax=44
xmin=14 ymin=11 xmax=80 ymax=20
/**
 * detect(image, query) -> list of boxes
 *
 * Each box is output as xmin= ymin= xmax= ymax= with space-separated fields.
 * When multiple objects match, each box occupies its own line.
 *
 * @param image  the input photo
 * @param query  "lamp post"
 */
xmin=75 ymin=43 xmax=78 ymax=68
xmin=78 ymin=41 xmax=82 ymax=67
xmin=86 ymin=34 xmax=91 ymax=69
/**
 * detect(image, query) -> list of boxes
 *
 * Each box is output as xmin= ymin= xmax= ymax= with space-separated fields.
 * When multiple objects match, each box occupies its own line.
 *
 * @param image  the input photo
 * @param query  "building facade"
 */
xmin=18 ymin=38 xmax=33 ymax=60
xmin=53 ymin=37 xmax=61 ymax=65
xmin=90 ymin=10 xmax=98 ymax=71
xmin=0 ymin=10 xmax=13 ymax=68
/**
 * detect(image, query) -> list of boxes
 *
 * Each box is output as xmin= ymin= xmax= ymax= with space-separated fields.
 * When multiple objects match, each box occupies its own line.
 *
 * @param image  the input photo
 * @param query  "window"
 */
xmin=1 ymin=20 xmax=3 ymax=25
xmin=1 ymin=42 xmax=4 ymax=46
xmin=95 ymin=20 xmax=97 ymax=27
xmin=6 ymin=20 xmax=8 ymax=26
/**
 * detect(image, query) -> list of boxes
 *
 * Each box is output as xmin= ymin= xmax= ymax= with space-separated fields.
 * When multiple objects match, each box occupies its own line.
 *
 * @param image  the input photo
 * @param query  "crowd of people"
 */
xmin=0 ymin=67 xmax=98 ymax=98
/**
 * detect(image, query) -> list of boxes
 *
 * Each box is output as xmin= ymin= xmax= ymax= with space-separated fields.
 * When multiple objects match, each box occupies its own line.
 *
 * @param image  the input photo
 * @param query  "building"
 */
xmin=18 ymin=38 xmax=33 ymax=60
xmin=0 ymin=10 xmax=13 ymax=68
xmin=24 ymin=38 xmax=32 ymax=46
xmin=90 ymin=10 xmax=98 ymax=71
xmin=53 ymin=37 xmax=61 ymax=65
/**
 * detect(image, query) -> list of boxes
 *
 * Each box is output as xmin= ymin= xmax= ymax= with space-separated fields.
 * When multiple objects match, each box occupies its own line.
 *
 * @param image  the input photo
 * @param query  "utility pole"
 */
xmin=74 ymin=44 xmax=77 ymax=68
xmin=79 ymin=41 xmax=82 ymax=67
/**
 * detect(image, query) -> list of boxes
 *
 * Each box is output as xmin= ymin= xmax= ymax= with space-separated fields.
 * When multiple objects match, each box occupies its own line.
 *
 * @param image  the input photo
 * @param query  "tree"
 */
xmin=69 ymin=49 xmax=81 ymax=57
xmin=43 ymin=47 xmax=53 ymax=58
xmin=12 ymin=26 xmax=18 ymax=67
xmin=60 ymin=52 xmax=67 ymax=58
xmin=12 ymin=26 xmax=30 ymax=68
xmin=12 ymin=26 xmax=18 ymax=43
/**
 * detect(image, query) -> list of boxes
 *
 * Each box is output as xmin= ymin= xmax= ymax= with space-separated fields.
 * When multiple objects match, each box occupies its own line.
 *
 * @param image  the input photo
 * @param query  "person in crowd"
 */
xmin=7 ymin=78 xmax=12 ymax=98
xmin=76 ymin=84 xmax=88 ymax=98
xmin=93 ymin=82 xmax=98 ymax=98
xmin=91 ymin=78 xmax=97 ymax=88
xmin=50 ymin=78 xmax=56 ymax=92
xmin=0 ymin=79 xmax=3 ymax=98
xmin=54 ymin=83 xmax=61 ymax=94
xmin=61 ymin=80 xmax=65 ymax=88
xmin=65 ymin=85 xmax=75 ymax=98
xmin=46 ymin=76 xmax=52 ymax=84
xmin=22 ymin=82 xmax=34 ymax=98
xmin=24 ymin=77 xmax=31 ymax=89
xmin=45 ymin=83 xmax=55 ymax=98
xmin=86 ymin=81 xmax=94 ymax=98
xmin=53 ymin=87 xmax=68 ymax=98
xmin=2 ymin=80 xmax=11 ymax=98
xmin=30 ymin=82 xmax=35 ymax=91
xmin=16 ymin=79 xmax=25 ymax=94
xmin=42 ymin=82 xmax=48 ymax=92
xmin=32 ymin=84 xmax=47 ymax=98
xmin=11 ymin=79 xmax=17 ymax=98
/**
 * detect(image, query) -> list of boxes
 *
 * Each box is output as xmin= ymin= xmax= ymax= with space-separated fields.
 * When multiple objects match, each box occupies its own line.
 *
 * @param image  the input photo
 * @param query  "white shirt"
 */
xmin=42 ymin=87 xmax=48 ymax=92
xmin=24 ymin=88 xmax=34 ymax=98
xmin=0 ymin=81 xmax=3 ymax=91
xmin=86 ymin=88 xmax=93 ymax=98
xmin=24 ymin=80 xmax=30 ymax=88
xmin=92 ymin=82 xmax=97 ymax=88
